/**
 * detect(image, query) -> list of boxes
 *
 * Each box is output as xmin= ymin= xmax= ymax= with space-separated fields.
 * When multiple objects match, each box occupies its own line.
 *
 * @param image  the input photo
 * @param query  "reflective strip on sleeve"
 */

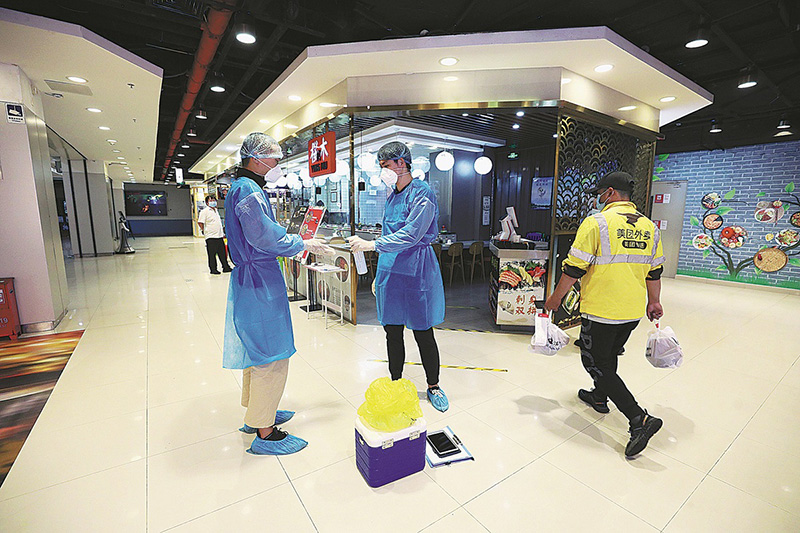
xmin=593 ymin=213 xmax=610 ymax=258
xmin=650 ymin=226 xmax=661 ymax=263
xmin=651 ymin=256 xmax=666 ymax=267
xmin=594 ymin=254 xmax=658 ymax=265
xmin=568 ymin=246 xmax=595 ymax=264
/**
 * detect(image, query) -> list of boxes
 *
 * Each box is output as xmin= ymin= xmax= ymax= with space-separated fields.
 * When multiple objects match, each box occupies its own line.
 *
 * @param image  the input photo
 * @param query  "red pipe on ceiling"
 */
xmin=160 ymin=0 xmax=237 ymax=180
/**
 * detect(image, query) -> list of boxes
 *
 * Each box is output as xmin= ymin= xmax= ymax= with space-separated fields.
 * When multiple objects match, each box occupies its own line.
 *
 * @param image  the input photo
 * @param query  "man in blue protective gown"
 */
xmin=348 ymin=142 xmax=449 ymax=412
xmin=224 ymin=132 xmax=333 ymax=455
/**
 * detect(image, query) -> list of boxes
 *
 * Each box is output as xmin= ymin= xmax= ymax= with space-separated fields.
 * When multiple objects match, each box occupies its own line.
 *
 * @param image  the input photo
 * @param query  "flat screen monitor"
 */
xmin=125 ymin=190 xmax=168 ymax=216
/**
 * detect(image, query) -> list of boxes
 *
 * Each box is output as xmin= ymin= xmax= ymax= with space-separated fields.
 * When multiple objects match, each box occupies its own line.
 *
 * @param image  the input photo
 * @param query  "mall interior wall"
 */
xmin=0 ymin=62 xmax=68 ymax=330
xmin=62 ymin=159 xmax=116 ymax=256
xmin=656 ymin=140 xmax=800 ymax=290
xmin=123 ymin=182 xmax=192 ymax=236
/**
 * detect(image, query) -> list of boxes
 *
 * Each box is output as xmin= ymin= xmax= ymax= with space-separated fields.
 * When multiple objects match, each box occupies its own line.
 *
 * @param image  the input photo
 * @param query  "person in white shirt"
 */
xmin=197 ymin=195 xmax=231 ymax=274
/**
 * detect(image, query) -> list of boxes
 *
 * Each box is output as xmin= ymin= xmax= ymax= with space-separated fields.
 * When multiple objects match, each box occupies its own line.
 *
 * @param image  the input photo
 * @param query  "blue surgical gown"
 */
xmin=222 ymin=176 xmax=304 ymax=369
xmin=374 ymin=179 xmax=445 ymax=330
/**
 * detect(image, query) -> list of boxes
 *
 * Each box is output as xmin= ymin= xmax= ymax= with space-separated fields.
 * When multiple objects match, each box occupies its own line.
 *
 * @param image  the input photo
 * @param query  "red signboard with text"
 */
xmin=308 ymin=131 xmax=336 ymax=177
xmin=296 ymin=206 xmax=326 ymax=263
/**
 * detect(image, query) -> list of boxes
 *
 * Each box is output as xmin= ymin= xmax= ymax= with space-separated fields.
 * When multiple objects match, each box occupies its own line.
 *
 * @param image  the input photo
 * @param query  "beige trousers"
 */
xmin=241 ymin=358 xmax=290 ymax=428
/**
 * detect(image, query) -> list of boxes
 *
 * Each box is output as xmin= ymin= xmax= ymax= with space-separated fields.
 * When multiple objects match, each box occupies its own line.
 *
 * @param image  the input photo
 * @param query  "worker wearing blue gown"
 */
xmin=224 ymin=132 xmax=333 ymax=455
xmin=348 ymin=142 xmax=449 ymax=412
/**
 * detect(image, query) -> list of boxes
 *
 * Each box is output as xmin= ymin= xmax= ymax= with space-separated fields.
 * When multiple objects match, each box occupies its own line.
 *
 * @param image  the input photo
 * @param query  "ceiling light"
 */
xmin=660 ymin=96 xmax=676 ymax=103
xmin=195 ymin=108 xmax=207 ymax=120
xmin=319 ymin=102 xmax=341 ymax=108
xmin=516 ymin=111 xmax=525 ymax=117
xmin=181 ymin=142 xmax=190 ymax=149
xmin=259 ymin=119 xmax=270 ymax=124
xmin=443 ymin=76 xmax=459 ymax=82
xmin=561 ymin=77 xmax=572 ymax=84
xmin=512 ymin=124 xmax=520 ymax=129
xmin=737 ymin=70 xmax=757 ymax=89
xmin=67 ymin=76 xmax=87 ymax=83
xmin=553 ymin=133 xmax=558 ymax=138
xmin=288 ymin=95 xmax=301 ymax=101
xmin=177 ymin=153 xmax=185 ymax=157
xmin=209 ymin=73 xmax=225 ymax=93
xmin=774 ymin=130 xmax=793 ymax=137
xmin=685 ymin=27 xmax=709 ymax=49
xmin=618 ymin=105 xmax=637 ymax=111
xmin=461 ymin=113 xmax=469 ymax=117
xmin=124 ymin=166 xmax=130 ymax=170
xmin=235 ymin=22 xmax=256 ymax=44
xmin=777 ymin=118 xmax=791 ymax=129
xmin=709 ymin=121 xmax=722 ymax=134
xmin=117 ymin=156 xmax=125 ymax=159
xmin=435 ymin=151 xmax=455 ymax=172
xmin=107 ymin=139 xmax=117 ymax=144
xmin=439 ymin=57 xmax=458 ymax=66
xmin=594 ymin=64 xmax=613 ymax=73
xmin=112 ymin=149 xmax=121 ymax=153
xmin=187 ymin=128 xmax=197 ymax=137
xmin=284 ymin=124 xmax=297 ymax=129
xmin=87 ymin=107 xmax=102 ymax=113
xmin=98 ymin=126 xmax=110 ymax=130
xmin=474 ymin=156 xmax=493 ymax=175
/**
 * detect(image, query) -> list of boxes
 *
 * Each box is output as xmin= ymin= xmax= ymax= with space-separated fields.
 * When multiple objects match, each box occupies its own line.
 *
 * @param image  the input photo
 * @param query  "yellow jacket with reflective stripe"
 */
xmin=563 ymin=201 xmax=665 ymax=321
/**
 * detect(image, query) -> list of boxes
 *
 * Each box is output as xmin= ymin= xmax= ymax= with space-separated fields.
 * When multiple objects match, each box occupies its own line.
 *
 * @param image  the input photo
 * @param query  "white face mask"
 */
xmin=379 ymin=168 xmax=398 ymax=187
xmin=263 ymin=162 xmax=283 ymax=184
xmin=208 ymin=201 xmax=217 ymax=208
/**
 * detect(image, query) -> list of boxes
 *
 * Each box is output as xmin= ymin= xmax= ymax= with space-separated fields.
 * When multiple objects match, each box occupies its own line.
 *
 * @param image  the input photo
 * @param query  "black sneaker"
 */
xmin=578 ymin=389 xmax=610 ymax=414
xmin=211 ymin=271 xmax=221 ymax=275
xmin=625 ymin=411 xmax=663 ymax=457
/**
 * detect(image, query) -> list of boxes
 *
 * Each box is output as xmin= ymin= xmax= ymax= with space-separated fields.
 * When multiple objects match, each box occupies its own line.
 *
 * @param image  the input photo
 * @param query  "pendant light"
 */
xmin=435 ymin=151 xmax=455 ymax=172
xmin=474 ymin=156 xmax=493 ymax=175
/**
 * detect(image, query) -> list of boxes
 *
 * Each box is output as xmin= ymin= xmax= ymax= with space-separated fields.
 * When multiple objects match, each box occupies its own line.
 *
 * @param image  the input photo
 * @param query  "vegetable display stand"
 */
xmin=488 ymin=242 xmax=549 ymax=329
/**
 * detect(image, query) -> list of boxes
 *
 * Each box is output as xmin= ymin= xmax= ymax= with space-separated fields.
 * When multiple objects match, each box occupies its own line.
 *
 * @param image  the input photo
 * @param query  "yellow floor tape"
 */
xmin=368 ymin=359 xmax=508 ymax=372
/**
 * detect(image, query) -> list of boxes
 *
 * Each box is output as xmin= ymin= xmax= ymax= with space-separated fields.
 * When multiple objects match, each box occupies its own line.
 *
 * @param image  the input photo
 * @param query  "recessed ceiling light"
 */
xmin=87 ymin=107 xmax=102 ymax=113
xmin=443 ymin=76 xmax=459 ymax=82
xmin=319 ymin=102 xmax=341 ymax=108
xmin=288 ymin=95 xmax=301 ymax=101
xmin=516 ymin=111 xmax=525 ymax=117
xmin=439 ymin=57 xmax=458 ymax=66
xmin=98 ymin=126 xmax=110 ymax=130
xmin=774 ymin=130 xmax=793 ymax=137
xmin=259 ymin=119 xmax=270 ymax=124
xmin=512 ymin=124 xmax=520 ymax=130
xmin=225 ymin=144 xmax=238 ymax=151
xmin=594 ymin=64 xmax=613 ymax=73
xmin=618 ymin=105 xmax=637 ymax=111
xmin=561 ymin=77 xmax=572 ymax=84
xmin=284 ymin=124 xmax=298 ymax=129
xmin=124 ymin=166 xmax=130 ymax=170
xmin=461 ymin=113 xmax=469 ymax=117
xmin=177 ymin=153 xmax=185 ymax=157
xmin=659 ymin=96 xmax=676 ymax=103
xmin=67 ymin=76 xmax=87 ymax=83
xmin=112 ymin=149 xmax=121 ymax=153
xmin=117 ymin=156 xmax=125 ymax=160
xmin=107 ymin=139 xmax=117 ymax=144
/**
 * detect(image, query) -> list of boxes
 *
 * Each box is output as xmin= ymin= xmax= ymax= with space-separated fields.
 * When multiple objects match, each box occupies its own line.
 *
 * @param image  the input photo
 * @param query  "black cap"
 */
xmin=586 ymin=171 xmax=635 ymax=195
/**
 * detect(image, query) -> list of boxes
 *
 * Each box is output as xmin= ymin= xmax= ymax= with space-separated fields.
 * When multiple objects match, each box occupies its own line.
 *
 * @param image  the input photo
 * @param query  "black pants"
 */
xmin=206 ymin=237 xmax=230 ymax=273
xmin=384 ymin=325 xmax=440 ymax=386
xmin=579 ymin=318 xmax=644 ymax=421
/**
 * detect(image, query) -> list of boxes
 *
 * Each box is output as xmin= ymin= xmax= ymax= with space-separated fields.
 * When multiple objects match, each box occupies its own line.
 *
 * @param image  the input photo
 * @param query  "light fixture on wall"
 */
xmin=474 ymin=156 xmax=493 ymax=175
xmin=709 ymin=120 xmax=722 ymax=134
xmin=235 ymin=22 xmax=256 ymax=44
xmin=685 ymin=26 xmax=709 ymax=48
xmin=435 ymin=151 xmax=455 ymax=171
xmin=737 ymin=69 xmax=757 ymax=89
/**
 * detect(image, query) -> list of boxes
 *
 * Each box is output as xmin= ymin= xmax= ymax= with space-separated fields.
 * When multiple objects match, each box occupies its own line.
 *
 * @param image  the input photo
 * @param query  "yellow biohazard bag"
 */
xmin=357 ymin=377 xmax=423 ymax=432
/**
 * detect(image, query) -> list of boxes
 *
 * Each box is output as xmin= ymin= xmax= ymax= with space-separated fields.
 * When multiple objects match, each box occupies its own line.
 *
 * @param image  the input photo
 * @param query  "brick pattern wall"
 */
xmin=656 ymin=140 xmax=800 ymax=290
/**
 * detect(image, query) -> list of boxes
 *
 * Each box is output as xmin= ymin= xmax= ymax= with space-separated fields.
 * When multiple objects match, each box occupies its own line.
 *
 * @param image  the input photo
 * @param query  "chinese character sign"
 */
xmin=308 ymin=132 xmax=336 ymax=177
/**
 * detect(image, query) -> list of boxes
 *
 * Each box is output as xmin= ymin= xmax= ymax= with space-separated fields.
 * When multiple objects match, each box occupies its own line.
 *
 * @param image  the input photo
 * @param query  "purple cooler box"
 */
xmin=355 ymin=417 xmax=427 ymax=488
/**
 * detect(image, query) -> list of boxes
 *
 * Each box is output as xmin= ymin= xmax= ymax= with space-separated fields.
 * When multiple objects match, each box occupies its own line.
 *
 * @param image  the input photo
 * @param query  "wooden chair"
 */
xmin=445 ymin=242 xmax=466 ymax=285
xmin=431 ymin=243 xmax=442 ymax=268
xmin=468 ymin=241 xmax=486 ymax=282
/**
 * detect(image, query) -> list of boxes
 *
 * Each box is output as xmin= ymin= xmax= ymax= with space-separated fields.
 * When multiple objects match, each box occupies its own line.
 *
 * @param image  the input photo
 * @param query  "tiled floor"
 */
xmin=1 ymin=236 xmax=799 ymax=532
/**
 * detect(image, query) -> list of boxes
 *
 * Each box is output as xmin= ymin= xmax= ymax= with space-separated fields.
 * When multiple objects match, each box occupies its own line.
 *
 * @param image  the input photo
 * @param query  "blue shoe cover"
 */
xmin=239 ymin=410 xmax=295 ymax=434
xmin=247 ymin=432 xmax=308 ymax=456
xmin=427 ymin=387 xmax=450 ymax=412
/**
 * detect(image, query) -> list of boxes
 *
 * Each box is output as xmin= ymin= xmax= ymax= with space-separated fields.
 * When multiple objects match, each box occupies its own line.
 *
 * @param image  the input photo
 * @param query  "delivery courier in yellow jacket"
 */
xmin=545 ymin=171 xmax=665 ymax=458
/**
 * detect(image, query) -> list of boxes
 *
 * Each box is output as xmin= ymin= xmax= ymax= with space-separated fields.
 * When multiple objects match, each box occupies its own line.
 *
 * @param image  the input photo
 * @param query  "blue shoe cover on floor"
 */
xmin=239 ymin=410 xmax=295 ymax=434
xmin=246 ymin=433 xmax=308 ymax=456
xmin=427 ymin=387 xmax=450 ymax=412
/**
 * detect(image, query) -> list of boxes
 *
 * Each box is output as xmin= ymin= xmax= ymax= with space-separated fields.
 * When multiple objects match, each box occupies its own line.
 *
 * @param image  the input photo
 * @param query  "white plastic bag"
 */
xmin=645 ymin=320 xmax=683 ymax=368
xmin=531 ymin=312 xmax=570 ymax=355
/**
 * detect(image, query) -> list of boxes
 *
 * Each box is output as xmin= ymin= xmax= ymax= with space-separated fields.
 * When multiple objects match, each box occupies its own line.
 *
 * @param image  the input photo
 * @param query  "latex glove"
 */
xmin=304 ymin=238 xmax=335 ymax=256
xmin=347 ymin=235 xmax=376 ymax=253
